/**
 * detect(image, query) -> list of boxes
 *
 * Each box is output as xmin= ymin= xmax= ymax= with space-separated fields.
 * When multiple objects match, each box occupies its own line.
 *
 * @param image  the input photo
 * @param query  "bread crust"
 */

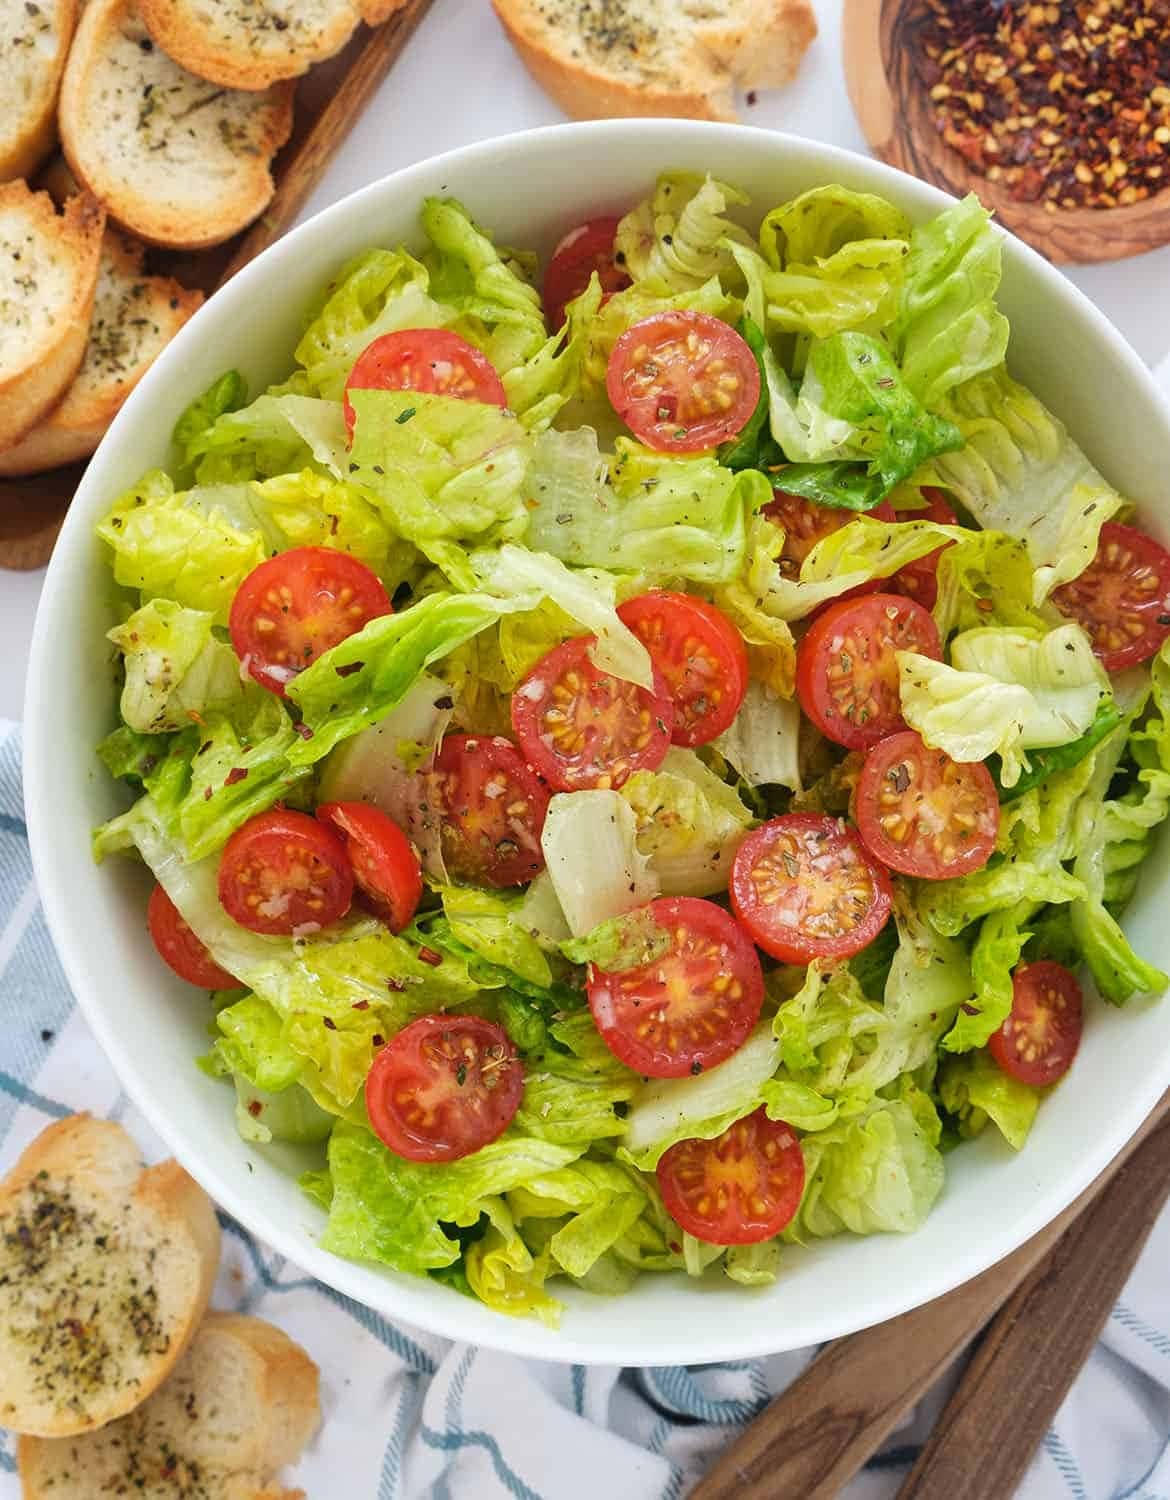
xmin=0 ymin=228 xmax=202 ymax=475
xmin=0 ymin=0 xmax=80 ymax=181
xmin=59 ymin=0 xmax=295 ymax=251
xmin=137 ymin=0 xmax=362 ymax=90
xmin=17 ymin=1312 xmax=320 ymax=1499
xmin=0 ymin=183 xmax=105 ymax=450
xmin=0 ymin=1115 xmax=220 ymax=1438
xmin=492 ymin=0 xmax=817 ymax=122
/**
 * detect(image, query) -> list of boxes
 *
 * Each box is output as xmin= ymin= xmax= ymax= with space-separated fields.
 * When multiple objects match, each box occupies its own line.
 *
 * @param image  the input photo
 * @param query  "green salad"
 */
xmin=93 ymin=172 xmax=1170 ymax=1324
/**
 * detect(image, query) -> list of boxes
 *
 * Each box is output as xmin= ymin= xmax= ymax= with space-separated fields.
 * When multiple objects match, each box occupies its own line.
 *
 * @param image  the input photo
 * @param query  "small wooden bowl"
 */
xmin=842 ymin=0 xmax=1170 ymax=264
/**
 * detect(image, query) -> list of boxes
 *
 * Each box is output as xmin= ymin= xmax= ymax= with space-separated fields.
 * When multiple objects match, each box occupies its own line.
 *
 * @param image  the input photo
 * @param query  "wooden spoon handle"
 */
xmin=899 ymin=1112 xmax=1170 ymax=1500
xmin=690 ymin=1095 xmax=1170 ymax=1500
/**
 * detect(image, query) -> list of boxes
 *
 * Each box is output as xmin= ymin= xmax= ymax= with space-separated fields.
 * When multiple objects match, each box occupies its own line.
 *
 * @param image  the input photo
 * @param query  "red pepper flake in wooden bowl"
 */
xmin=919 ymin=0 xmax=1170 ymax=211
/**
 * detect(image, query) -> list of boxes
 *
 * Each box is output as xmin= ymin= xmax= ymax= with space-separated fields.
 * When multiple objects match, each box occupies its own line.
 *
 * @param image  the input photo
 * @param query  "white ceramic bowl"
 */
xmin=25 ymin=121 xmax=1170 ymax=1366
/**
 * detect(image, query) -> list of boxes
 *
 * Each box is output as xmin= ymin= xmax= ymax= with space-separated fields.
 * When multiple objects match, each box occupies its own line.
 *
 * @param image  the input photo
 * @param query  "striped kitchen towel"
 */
xmin=2 ymin=716 xmax=1169 ymax=1499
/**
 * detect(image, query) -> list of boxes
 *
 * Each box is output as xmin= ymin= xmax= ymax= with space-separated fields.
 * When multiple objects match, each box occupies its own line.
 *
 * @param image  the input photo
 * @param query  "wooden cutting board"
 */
xmin=0 ymin=0 xmax=435 ymax=574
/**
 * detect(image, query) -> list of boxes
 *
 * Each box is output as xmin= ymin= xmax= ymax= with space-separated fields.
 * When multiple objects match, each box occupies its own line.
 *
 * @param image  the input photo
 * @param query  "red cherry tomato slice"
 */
xmin=657 ymin=1108 xmax=806 ymax=1246
xmin=343 ymin=328 xmax=507 ymax=435
xmin=1051 ymin=521 xmax=1170 ymax=672
xmin=543 ymin=216 xmax=631 ymax=330
xmin=430 ymin=734 xmax=551 ymax=888
xmin=365 ymin=1014 xmax=523 ymax=1163
xmin=764 ymin=491 xmax=897 ymax=577
xmin=316 ymin=801 xmax=422 ymax=933
xmin=855 ymin=731 xmax=999 ymax=880
xmin=147 ymin=884 xmax=238 ymax=989
xmin=218 ymin=808 xmax=353 ymax=936
xmin=796 ymin=592 xmax=942 ymax=752
xmin=606 ymin=311 xmax=760 ymax=452
xmin=731 ymin=813 xmax=892 ymax=965
xmin=229 ymin=546 xmax=392 ymax=696
xmin=989 ymin=960 xmax=1083 ymax=1087
xmin=587 ymin=896 xmax=765 ymax=1079
xmin=892 ymin=487 xmax=958 ymax=611
xmin=617 ymin=591 xmax=748 ymax=748
xmin=510 ymin=635 xmax=674 ymax=793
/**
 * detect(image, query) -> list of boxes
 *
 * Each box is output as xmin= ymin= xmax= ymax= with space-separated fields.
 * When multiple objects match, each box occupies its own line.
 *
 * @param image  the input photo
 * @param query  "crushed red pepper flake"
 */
xmin=918 ymin=0 xmax=1170 ymax=210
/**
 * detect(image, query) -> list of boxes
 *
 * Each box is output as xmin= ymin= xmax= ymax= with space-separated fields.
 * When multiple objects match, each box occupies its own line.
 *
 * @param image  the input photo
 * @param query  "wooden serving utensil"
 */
xmin=691 ymin=1092 xmax=1170 ymax=1500
xmin=0 ymin=0 xmax=435 ymax=575
xmin=841 ymin=0 xmax=1170 ymax=265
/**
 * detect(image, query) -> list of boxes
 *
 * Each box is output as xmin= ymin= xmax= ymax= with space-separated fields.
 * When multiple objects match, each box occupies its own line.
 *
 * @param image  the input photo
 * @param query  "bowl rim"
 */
xmin=23 ymin=118 xmax=1170 ymax=1365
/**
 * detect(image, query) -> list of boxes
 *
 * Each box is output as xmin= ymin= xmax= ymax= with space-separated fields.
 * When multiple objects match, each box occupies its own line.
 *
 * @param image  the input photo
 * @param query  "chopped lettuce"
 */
xmin=109 ymin=599 xmax=251 ymax=734
xmin=615 ymin=172 xmax=752 ymax=292
xmin=173 ymin=369 xmax=248 ymax=471
xmin=898 ymin=623 xmax=1109 ymax=787
xmin=939 ymin=1049 xmax=1040 ymax=1150
xmin=619 ymin=748 xmax=754 ymax=897
xmin=891 ymin=195 xmax=1010 ymax=408
xmin=541 ymin=791 xmax=658 ymax=938
xmin=712 ymin=680 xmax=802 ymax=790
xmin=523 ymin=427 xmax=763 ymax=585
xmin=928 ymin=366 xmax=1125 ymax=600
xmin=788 ymin=1094 xmax=944 ymax=1239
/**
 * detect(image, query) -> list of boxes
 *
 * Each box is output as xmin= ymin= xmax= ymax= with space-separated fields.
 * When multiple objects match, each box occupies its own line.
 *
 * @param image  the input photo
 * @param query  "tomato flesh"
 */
xmin=343 ymin=328 xmax=507 ymax=435
xmin=855 ymin=731 xmax=999 ymax=880
xmin=892 ymin=488 xmax=958 ymax=611
xmin=796 ymin=592 xmax=942 ymax=751
xmin=543 ymin=216 xmax=631 ymax=330
xmin=430 ymin=734 xmax=550 ymax=888
xmin=316 ymin=801 xmax=422 ymax=933
xmin=218 ymin=807 xmax=353 ymax=936
xmin=510 ymin=634 xmax=674 ymax=792
xmin=657 ymin=1108 xmax=806 ymax=1245
xmin=730 ymin=813 xmax=892 ymax=964
xmin=617 ymin=591 xmax=748 ymax=747
xmin=1051 ymin=521 xmax=1170 ymax=672
xmin=366 ymin=1014 xmax=523 ymax=1163
xmin=587 ymin=897 xmax=764 ymax=1078
xmin=989 ymin=961 xmax=1083 ymax=1087
xmin=229 ymin=546 xmax=392 ymax=696
xmin=606 ymin=311 xmax=760 ymax=452
xmin=147 ymin=884 xmax=238 ymax=989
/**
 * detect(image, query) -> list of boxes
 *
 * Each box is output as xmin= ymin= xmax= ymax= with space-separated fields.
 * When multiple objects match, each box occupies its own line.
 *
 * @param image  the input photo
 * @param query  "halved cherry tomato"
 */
xmin=587 ymin=897 xmax=764 ymax=1078
xmin=229 ymin=546 xmax=392 ymax=696
xmin=429 ymin=734 xmax=550 ymax=888
xmin=731 ymin=813 xmax=892 ymax=964
xmin=366 ymin=1014 xmax=523 ymax=1163
xmin=989 ymin=961 xmax=1083 ymax=1087
xmin=855 ymin=731 xmax=999 ymax=880
xmin=343 ymin=328 xmax=507 ymax=435
xmin=510 ymin=635 xmax=674 ymax=792
xmin=892 ymin=487 xmax=957 ymax=611
xmin=1051 ymin=521 xmax=1170 ymax=672
xmin=606 ymin=311 xmax=760 ymax=452
xmin=765 ymin=492 xmax=897 ymax=578
xmin=316 ymin=801 xmax=422 ymax=932
xmin=147 ymin=884 xmax=238 ymax=989
xmin=796 ymin=592 xmax=942 ymax=751
xmin=543 ymin=216 xmax=631 ymax=330
xmin=218 ymin=808 xmax=353 ymax=936
xmin=657 ymin=1108 xmax=806 ymax=1245
xmin=617 ymin=592 xmax=748 ymax=747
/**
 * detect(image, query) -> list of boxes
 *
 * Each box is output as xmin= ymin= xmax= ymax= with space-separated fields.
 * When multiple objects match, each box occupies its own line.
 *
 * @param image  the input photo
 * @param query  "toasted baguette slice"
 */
xmin=492 ymin=0 xmax=817 ymax=122
xmin=0 ymin=228 xmax=202 ymax=474
xmin=59 ymin=0 xmax=295 ymax=250
xmin=0 ymin=182 xmax=104 ymax=450
xmin=0 ymin=0 xmax=78 ymax=182
xmin=0 ymin=1115 xmax=220 ymax=1438
xmin=19 ymin=1312 xmax=321 ymax=1499
xmin=138 ymin=0 xmax=372 ymax=90
xmin=359 ymin=0 xmax=407 ymax=22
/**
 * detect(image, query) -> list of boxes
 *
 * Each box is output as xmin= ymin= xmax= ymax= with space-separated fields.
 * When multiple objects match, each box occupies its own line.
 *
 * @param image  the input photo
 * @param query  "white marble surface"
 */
xmin=4 ymin=0 xmax=1170 ymax=723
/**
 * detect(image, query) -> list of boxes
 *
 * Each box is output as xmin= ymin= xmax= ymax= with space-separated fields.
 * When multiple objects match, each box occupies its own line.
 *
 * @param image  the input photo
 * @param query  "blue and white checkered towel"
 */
xmin=2 ymin=714 xmax=1170 ymax=1499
